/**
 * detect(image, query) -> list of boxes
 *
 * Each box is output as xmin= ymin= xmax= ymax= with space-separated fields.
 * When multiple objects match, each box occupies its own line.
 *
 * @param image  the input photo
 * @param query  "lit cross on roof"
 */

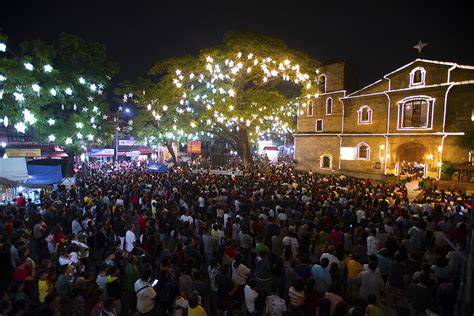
xmin=413 ymin=40 xmax=428 ymax=54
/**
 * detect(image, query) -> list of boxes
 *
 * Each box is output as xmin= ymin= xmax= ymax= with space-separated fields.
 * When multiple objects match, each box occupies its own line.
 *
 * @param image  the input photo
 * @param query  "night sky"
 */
xmin=1 ymin=1 xmax=473 ymax=90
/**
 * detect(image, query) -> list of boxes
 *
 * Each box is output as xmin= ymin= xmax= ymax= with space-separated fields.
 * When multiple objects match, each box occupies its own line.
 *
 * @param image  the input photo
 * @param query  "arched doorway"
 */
xmin=395 ymin=142 xmax=429 ymax=177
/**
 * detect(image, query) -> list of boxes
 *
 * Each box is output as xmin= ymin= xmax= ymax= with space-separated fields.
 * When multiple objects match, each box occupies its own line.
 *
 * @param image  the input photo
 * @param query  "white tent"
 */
xmin=0 ymin=158 xmax=29 ymax=185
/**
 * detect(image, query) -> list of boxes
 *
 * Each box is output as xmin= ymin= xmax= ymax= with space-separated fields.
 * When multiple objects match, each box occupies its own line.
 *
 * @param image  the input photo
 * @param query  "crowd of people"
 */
xmin=0 ymin=159 xmax=471 ymax=316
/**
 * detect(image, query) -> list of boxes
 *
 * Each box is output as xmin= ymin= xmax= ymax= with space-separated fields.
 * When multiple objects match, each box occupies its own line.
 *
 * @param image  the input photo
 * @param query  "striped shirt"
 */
xmin=288 ymin=286 xmax=305 ymax=307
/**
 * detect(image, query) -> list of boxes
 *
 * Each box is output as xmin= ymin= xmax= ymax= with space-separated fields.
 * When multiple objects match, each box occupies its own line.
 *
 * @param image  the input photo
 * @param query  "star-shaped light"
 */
xmin=73 ymin=104 xmax=77 ymax=111
xmin=48 ymin=134 xmax=56 ymax=142
xmin=98 ymin=90 xmax=103 ymax=95
xmin=147 ymin=104 xmax=152 ymax=111
xmin=413 ymin=40 xmax=428 ymax=54
xmin=23 ymin=109 xmax=36 ymax=125
xmin=50 ymin=88 xmax=57 ymax=96
xmin=0 ymin=75 xmax=6 ymax=81
xmin=32 ymin=84 xmax=41 ymax=93
xmin=65 ymin=137 xmax=73 ymax=145
xmin=47 ymin=118 xmax=55 ymax=126
xmin=3 ymin=116 xmax=8 ymax=127
xmin=79 ymin=77 xmax=86 ymax=84
xmin=89 ymin=84 xmax=97 ymax=91
xmin=98 ymin=83 xmax=104 ymax=89
xmin=76 ymin=132 xmax=83 ymax=139
xmin=13 ymin=92 xmax=25 ymax=102
xmin=92 ymin=124 xmax=97 ymax=129
xmin=118 ymin=106 xmax=123 ymax=111
xmin=14 ymin=122 xmax=26 ymax=133
xmin=65 ymin=87 xmax=73 ymax=95
xmin=102 ymin=115 xmax=108 ymax=120
xmin=92 ymin=106 xmax=98 ymax=112
xmin=128 ymin=120 xmax=133 ymax=126
xmin=0 ymin=43 xmax=6 ymax=52
xmin=43 ymin=64 xmax=53 ymax=72
xmin=122 ymin=94 xmax=128 ymax=102
xmin=24 ymin=63 xmax=34 ymax=71
xmin=90 ymin=117 xmax=95 ymax=123
xmin=82 ymin=107 xmax=88 ymax=112
xmin=105 ymin=75 xmax=111 ymax=80
xmin=87 ymin=134 xmax=94 ymax=141
xmin=87 ymin=96 xmax=94 ymax=102
xmin=61 ymin=104 xmax=65 ymax=110
xmin=76 ymin=122 xmax=84 ymax=129
xmin=128 ymin=92 xmax=133 ymax=98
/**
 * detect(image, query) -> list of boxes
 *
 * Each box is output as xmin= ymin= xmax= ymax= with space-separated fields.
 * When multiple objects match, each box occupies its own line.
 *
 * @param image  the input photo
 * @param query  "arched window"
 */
xmin=398 ymin=96 xmax=434 ymax=129
xmin=307 ymin=101 xmax=314 ymax=116
xmin=357 ymin=105 xmax=372 ymax=124
xmin=326 ymin=97 xmax=333 ymax=115
xmin=356 ymin=142 xmax=370 ymax=160
xmin=319 ymin=74 xmax=327 ymax=93
xmin=320 ymin=154 xmax=332 ymax=169
xmin=409 ymin=67 xmax=426 ymax=86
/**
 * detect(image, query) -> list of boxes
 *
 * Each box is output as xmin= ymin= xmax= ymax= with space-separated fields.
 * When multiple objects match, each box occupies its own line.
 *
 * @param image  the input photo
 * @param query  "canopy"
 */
xmin=147 ymin=162 xmax=169 ymax=173
xmin=0 ymin=158 xmax=29 ymax=185
xmin=26 ymin=164 xmax=63 ymax=185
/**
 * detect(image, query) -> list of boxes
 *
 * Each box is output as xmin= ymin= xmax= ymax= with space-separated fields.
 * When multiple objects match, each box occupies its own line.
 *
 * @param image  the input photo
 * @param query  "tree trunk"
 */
xmin=164 ymin=141 xmax=178 ymax=166
xmin=238 ymin=126 xmax=253 ymax=169
xmin=64 ymin=151 xmax=75 ymax=177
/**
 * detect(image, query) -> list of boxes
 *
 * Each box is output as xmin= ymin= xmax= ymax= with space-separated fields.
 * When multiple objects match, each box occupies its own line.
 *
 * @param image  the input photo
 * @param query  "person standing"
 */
xmin=134 ymin=264 xmax=157 ymax=316
xmin=125 ymin=224 xmax=137 ymax=253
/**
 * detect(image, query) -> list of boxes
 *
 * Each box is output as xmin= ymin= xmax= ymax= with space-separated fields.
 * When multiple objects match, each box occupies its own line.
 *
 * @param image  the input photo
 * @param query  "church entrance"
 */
xmin=395 ymin=142 xmax=429 ymax=178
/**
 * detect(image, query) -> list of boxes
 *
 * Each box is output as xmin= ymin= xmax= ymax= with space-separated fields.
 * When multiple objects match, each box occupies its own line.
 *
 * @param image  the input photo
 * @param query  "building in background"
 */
xmin=295 ymin=59 xmax=474 ymax=180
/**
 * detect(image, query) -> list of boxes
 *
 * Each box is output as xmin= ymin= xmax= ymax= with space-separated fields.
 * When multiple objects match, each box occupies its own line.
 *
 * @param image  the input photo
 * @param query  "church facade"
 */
xmin=294 ymin=59 xmax=474 ymax=180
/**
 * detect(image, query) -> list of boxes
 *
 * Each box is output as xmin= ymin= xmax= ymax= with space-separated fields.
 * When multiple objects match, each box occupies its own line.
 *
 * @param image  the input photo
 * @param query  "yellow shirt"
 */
xmin=188 ymin=305 xmax=207 ymax=316
xmin=347 ymin=259 xmax=363 ymax=279
xmin=366 ymin=304 xmax=385 ymax=316
xmin=38 ymin=280 xmax=50 ymax=303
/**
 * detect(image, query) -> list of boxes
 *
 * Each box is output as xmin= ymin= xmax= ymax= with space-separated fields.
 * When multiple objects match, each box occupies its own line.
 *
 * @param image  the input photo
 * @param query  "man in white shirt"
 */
xmin=244 ymin=279 xmax=259 ymax=314
xmin=320 ymin=246 xmax=340 ymax=270
xmin=125 ymin=224 xmax=137 ymax=253
xmin=135 ymin=264 xmax=157 ymax=314
xmin=366 ymin=229 xmax=380 ymax=256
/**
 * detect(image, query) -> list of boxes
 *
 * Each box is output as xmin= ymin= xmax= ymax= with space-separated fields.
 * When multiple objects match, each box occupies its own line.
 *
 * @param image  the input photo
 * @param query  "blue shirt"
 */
xmin=311 ymin=264 xmax=332 ymax=292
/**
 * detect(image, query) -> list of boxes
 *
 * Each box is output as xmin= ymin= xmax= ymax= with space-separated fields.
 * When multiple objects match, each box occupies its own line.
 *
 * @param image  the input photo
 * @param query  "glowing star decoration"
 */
xmin=413 ymin=40 xmax=428 ymax=54
xmin=90 ymin=117 xmax=95 ymax=123
xmin=50 ymin=88 xmax=57 ymax=96
xmin=87 ymin=134 xmax=94 ymax=141
xmin=13 ymin=92 xmax=25 ymax=102
xmin=147 ymin=104 xmax=152 ymax=111
xmin=23 ymin=109 xmax=36 ymax=125
xmin=118 ymin=106 xmax=123 ymax=111
xmin=128 ymin=92 xmax=133 ymax=98
xmin=3 ymin=116 xmax=8 ymax=127
xmin=76 ymin=132 xmax=83 ymax=139
xmin=0 ymin=43 xmax=6 ymax=52
xmin=43 ymin=64 xmax=53 ymax=72
xmin=65 ymin=87 xmax=73 ymax=95
xmin=48 ymin=134 xmax=56 ymax=142
xmin=32 ymin=84 xmax=41 ymax=93
xmin=76 ymin=122 xmax=84 ymax=129
xmin=0 ymin=74 xmax=6 ymax=81
xmin=82 ymin=107 xmax=88 ymax=112
xmin=98 ymin=90 xmax=103 ymax=95
xmin=87 ymin=96 xmax=94 ymax=102
xmin=102 ymin=115 xmax=108 ymax=120
xmin=47 ymin=118 xmax=55 ymax=126
xmin=14 ymin=122 xmax=26 ymax=133
xmin=162 ymin=105 xmax=168 ymax=111
xmin=89 ymin=84 xmax=97 ymax=91
xmin=73 ymin=104 xmax=77 ymax=111
xmin=65 ymin=137 xmax=73 ymax=145
xmin=98 ymin=83 xmax=104 ymax=89
xmin=79 ymin=77 xmax=86 ymax=84
xmin=1 ymin=142 xmax=6 ymax=148
xmin=24 ymin=63 xmax=34 ymax=71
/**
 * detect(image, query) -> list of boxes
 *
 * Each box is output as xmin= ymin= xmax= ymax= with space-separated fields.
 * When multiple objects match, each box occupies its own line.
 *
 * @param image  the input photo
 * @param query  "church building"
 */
xmin=294 ymin=59 xmax=474 ymax=180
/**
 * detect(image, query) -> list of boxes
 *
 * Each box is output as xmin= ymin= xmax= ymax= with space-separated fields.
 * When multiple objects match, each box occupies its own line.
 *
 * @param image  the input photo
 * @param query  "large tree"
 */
xmin=0 ymin=33 xmax=118 ymax=174
xmin=130 ymin=32 xmax=321 ymax=168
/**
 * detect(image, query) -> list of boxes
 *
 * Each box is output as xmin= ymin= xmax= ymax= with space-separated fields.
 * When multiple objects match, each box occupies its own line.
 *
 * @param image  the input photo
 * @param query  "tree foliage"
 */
xmin=0 ymin=33 xmax=118 ymax=155
xmin=129 ymin=32 xmax=321 ymax=167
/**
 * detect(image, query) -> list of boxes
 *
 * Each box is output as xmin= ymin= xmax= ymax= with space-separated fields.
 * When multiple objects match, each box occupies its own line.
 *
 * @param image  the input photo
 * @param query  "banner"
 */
xmin=91 ymin=148 xmax=115 ymax=157
xmin=5 ymin=148 xmax=41 ymax=157
xmin=187 ymin=141 xmax=201 ymax=154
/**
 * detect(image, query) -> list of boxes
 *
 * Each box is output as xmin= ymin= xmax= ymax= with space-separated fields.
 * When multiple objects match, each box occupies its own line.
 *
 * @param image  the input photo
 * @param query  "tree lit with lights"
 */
xmin=0 ymin=33 xmax=118 ymax=168
xmin=129 ymin=32 xmax=322 ymax=167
